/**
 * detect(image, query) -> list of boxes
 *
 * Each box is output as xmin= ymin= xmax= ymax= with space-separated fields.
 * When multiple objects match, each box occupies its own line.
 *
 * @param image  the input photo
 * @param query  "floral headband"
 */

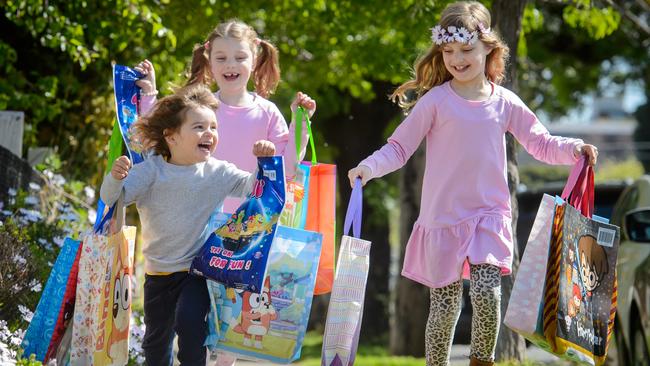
xmin=430 ymin=23 xmax=490 ymax=45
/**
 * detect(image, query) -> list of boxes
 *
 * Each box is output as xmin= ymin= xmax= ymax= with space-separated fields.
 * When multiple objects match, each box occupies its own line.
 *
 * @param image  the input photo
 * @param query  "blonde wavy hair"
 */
xmin=186 ymin=19 xmax=280 ymax=98
xmin=391 ymin=1 xmax=509 ymax=109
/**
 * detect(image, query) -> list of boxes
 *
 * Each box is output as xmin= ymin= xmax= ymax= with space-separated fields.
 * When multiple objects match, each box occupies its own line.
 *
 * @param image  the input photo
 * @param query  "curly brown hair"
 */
xmin=391 ymin=1 xmax=509 ymax=109
xmin=134 ymin=85 xmax=219 ymax=159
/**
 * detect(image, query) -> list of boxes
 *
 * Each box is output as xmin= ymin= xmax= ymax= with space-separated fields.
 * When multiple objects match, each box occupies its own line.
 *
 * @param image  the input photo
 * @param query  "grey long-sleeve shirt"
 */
xmin=100 ymin=155 xmax=255 ymax=273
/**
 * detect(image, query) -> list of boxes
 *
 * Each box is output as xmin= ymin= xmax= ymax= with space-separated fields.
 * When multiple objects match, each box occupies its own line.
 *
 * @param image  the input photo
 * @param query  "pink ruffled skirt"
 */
xmin=401 ymin=214 xmax=513 ymax=288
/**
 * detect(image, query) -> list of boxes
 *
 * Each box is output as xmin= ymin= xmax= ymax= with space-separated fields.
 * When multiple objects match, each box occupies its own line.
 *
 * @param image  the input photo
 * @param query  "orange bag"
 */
xmin=296 ymin=107 xmax=336 ymax=295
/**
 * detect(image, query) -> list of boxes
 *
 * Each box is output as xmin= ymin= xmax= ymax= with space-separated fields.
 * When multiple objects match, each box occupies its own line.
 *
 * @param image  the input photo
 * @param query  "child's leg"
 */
xmin=425 ymin=280 xmax=463 ymax=366
xmin=174 ymin=274 xmax=210 ymax=366
xmin=469 ymin=264 xmax=501 ymax=363
xmin=142 ymin=274 xmax=178 ymax=366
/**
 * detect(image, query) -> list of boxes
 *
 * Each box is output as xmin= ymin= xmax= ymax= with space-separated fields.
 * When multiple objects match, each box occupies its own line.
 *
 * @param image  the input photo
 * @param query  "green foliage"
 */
xmin=563 ymin=2 xmax=620 ymax=40
xmin=1 ymin=0 xmax=178 ymax=183
xmin=594 ymin=157 xmax=644 ymax=182
xmin=518 ymin=0 xmax=645 ymax=118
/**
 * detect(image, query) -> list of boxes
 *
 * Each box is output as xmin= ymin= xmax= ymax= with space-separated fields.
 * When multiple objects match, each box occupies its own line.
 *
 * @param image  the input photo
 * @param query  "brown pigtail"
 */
xmin=186 ymin=43 xmax=212 ymax=87
xmin=254 ymin=39 xmax=281 ymax=98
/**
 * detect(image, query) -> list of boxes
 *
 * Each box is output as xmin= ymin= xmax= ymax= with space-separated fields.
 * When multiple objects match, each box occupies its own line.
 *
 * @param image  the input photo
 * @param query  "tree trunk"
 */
xmin=389 ymin=143 xmax=429 ymax=356
xmin=308 ymin=81 xmax=400 ymax=343
xmin=491 ymin=0 xmax=528 ymax=361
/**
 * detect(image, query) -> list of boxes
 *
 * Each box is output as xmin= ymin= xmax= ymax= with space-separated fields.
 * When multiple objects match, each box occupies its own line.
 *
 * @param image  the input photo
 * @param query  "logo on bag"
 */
xmin=252 ymin=179 xmax=265 ymax=198
xmin=263 ymin=170 xmax=277 ymax=181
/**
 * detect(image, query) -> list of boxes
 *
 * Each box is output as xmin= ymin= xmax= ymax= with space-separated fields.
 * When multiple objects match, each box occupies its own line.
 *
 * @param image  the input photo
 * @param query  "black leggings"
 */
xmin=142 ymin=272 xmax=209 ymax=366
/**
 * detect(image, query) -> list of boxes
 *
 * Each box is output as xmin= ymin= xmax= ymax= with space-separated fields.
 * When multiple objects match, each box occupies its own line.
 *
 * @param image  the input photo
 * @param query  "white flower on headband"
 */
xmin=456 ymin=27 xmax=471 ymax=43
xmin=431 ymin=25 xmax=446 ymax=45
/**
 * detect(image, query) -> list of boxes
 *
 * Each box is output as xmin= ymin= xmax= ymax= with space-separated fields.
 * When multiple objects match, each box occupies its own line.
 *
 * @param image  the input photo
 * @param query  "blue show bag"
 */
xmin=191 ymin=156 xmax=286 ymax=293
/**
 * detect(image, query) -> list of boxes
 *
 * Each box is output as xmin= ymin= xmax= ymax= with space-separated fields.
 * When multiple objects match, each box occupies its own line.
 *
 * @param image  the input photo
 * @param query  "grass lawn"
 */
xmin=294 ymin=332 xmax=569 ymax=366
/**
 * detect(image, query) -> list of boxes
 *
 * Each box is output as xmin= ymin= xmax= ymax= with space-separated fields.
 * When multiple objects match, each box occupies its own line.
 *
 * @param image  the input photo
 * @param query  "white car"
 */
xmin=611 ymin=176 xmax=650 ymax=366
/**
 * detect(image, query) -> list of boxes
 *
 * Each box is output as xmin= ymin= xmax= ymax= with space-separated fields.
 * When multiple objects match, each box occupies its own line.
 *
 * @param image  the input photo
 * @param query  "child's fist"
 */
xmin=575 ymin=143 xmax=598 ymax=166
xmin=290 ymin=91 xmax=316 ymax=118
xmin=111 ymin=156 xmax=132 ymax=180
xmin=348 ymin=165 xmax=372 ymax=187
xmin=253 ymin=140 xmax=276 ymax=157
xmin=134 ymin=59 xmax=157 ymax=95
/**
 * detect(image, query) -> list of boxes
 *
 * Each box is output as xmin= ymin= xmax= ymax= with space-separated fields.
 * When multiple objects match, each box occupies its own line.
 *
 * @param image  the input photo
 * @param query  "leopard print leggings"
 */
xmin=425 ymin=263 xmax=501 ymax=366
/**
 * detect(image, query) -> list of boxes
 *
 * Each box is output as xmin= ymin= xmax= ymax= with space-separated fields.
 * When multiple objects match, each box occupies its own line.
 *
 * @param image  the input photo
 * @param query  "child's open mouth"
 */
xmin=198 ymin=142 xmax=212 ymax=152
xmin=453 ymin=65 xmax=469 ymax=72
xmin=223 ymin=72 xmax=240 ymax=81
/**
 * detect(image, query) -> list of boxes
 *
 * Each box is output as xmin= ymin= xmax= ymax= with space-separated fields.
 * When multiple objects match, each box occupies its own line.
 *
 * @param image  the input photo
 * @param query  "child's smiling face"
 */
xmin=441 ymin=40 xmax=491 ymax=85
xmin=209 ymin=37 xmax=255 ymax=96
xmin=165 ymin=106 xmax=218 ymax=165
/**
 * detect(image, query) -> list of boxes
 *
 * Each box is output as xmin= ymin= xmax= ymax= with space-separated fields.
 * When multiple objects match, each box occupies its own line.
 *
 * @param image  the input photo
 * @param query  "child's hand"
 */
xmin=290 ymin=91 xmax=316 ymax=118
xmin=134 ymin=59 xmax=157 ymax=95
xmin=111 ymin=156 xmax=132 ymax=180
xmin=575 ymin=143 xmax=598 ymax=166
xmin=253 ymin=140 xmax=276 ymax=157
xmin=348 ymin=165 xmax=372 ymax=187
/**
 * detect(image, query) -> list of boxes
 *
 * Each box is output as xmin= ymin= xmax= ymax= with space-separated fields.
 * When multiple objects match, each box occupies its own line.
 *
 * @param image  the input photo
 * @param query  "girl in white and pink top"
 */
xmin=136 ymin=20 xmax=316 ymax=214
xmin=348 ymin=2 xmax=598 ymax=366
xmin=135 ymin=19 xmax=316 ymax=366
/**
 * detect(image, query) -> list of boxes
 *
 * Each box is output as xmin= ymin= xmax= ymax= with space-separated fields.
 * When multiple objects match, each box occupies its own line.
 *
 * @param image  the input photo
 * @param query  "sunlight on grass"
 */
xmin=294 ymin=332 xmax=569 ymax=366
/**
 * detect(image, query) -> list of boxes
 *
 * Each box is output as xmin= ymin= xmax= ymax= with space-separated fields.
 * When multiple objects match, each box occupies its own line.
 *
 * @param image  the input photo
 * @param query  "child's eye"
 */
xmin=216 ymin=57 xmax=226 ymax=62
xmin=236 ymin=57 xmax=246 ymax=61
xmin=463 ymin=48 xmax=473 ymax=53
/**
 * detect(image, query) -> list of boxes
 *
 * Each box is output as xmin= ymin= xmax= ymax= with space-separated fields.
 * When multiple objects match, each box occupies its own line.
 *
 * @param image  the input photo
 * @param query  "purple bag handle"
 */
xmin=343 ymin=178 xmax=363 ymax=238
xmin=561 ymin=156 xmax=587 ymax=200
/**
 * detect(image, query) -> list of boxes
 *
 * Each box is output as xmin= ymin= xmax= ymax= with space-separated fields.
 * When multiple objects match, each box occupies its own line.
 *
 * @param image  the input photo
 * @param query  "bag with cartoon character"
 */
xmin=506 ymin=157 xmax=620 ymax=366
xmin=191 ymin=156 xmax=286 ymax=293
xmin=205 ymin=225 xmax=322 ymax=363
xmin=541 ymin=165 xmax=619 ymax=366
xmin=69 ymin=198 xmax=136 ymax=366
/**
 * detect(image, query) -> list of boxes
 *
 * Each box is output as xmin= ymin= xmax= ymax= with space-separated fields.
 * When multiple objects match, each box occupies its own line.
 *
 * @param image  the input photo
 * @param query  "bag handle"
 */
xmin=343 ymin=178 xmax=363 ymax=238
xmin=560 ymin=156 xmax=594 ymax=218
xmin=93 ymin=194 xmax=126 ymax=235
xmin=294 ymin=106 xmax=317 ymax=165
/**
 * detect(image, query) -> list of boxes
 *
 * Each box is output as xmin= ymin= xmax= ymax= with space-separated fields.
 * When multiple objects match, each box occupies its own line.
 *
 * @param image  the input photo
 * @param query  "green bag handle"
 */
xmin=106 ymin=120 xmax=124 ymax=174
xmin=294 ymin=106 xmax=317 ymax=165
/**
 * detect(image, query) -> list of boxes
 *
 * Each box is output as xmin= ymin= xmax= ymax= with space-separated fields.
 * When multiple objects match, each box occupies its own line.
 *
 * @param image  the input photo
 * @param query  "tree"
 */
xmin=491 ymin=0 xmax=529 ymax=361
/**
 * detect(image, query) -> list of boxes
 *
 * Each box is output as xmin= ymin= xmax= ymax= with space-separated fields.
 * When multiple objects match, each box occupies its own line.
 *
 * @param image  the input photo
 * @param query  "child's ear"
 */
xmin=163 ymin=129 xmax=176 ymax=145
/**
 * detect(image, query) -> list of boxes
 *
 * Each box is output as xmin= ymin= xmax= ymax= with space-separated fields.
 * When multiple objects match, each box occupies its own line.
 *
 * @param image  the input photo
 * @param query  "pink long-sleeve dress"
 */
xmin=141 ymin=92 xmax=309 ymax=212
xmin=360 ymin=81 xmax=583 ymax=288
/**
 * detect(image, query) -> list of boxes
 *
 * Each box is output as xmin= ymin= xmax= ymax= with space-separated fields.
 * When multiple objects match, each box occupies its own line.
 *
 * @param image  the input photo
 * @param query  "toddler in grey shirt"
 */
xmin=100 ymin=84 xmax=275 ymax=365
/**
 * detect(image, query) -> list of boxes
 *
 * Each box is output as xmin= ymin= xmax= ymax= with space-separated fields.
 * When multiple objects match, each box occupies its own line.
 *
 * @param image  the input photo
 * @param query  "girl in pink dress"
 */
xmin=348 ymin=2 xmax=598 ymax=365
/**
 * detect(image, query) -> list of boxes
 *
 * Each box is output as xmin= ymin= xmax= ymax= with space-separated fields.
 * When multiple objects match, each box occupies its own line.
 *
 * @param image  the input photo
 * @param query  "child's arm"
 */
xmin=100 ymin=155 xmax=154 ymax=206
xmin=507 ymin=96 xmax=597 ymax=165
xmin=134 ymin=59 xmax=158 ymax=116
xmin=349 ymin=95 xmax=435 ymax=187
xmin=269 ymin=92 xmax=316 ymax=178
xmin=226 ymin=141 xmax=277 ymax=198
